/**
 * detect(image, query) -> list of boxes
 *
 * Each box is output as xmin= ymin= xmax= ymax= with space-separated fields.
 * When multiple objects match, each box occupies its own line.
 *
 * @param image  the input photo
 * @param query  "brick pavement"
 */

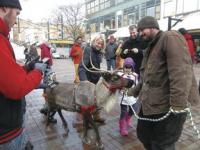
xmin=25 ymin=59 xmax=200 ymax=150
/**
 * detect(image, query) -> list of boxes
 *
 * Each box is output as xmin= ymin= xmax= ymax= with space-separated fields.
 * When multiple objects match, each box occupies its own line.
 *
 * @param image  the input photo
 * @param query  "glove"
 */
xmin=131 ymin=48 xmax=138 ymax=53
xmin=123 ymin=49 xmax=129 ymax=54
xmin=34 ymin=63 xmax=47 ymax=73
xmin=24 ymin=56 xmax=40 ymax=72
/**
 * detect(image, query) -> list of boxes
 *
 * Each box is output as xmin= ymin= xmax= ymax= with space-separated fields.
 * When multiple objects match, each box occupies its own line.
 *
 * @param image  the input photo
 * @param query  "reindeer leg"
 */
xmin=46 ymin=110 xmax=50 ymax=127
xmin=89 ymin=113 xmax=104 ymax=149
xmin=57 ymin=109 xmax=69 ymax=135
xmin=82 ymin=111 xmax=91 ymax=145
xmin=48 ymin=110 xmax=57 ymax=124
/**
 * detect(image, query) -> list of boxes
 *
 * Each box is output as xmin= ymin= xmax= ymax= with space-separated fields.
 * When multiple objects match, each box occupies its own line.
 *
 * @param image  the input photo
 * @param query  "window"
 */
xmin=100 ymin=3 xmax=104 ymax=10
xmin=91 ymin=7 xmax=95 ymax=13
xmin=95 ymin=6 xmax=99 ymax=12
xmin=117 ymin=15 xmax=122 ymax=28
xmin=176 ymin=0 xmax=184 ymax=14
xmin=105 ymin=1 xmax=110 ymax=8
xmin=95 ymin=0 xmax=99 ymax=6
xmin=164 ymin=0 xmax=175 ymax=17
xmin=147 ymin=6 xmax=155 ymax=17
xmin=116 ymin=0 xmax=124 ymax=4
xmin=155 ymin=5 xmax=160 ymax=19
xmin=128 ymin=13 xmax=136 ymax=25
xmin=183 ymin=0 xmax=198 ymax=12
xmin=123 ymin=14 xmax=128 ymax=26
xmin=91 ymin=2 xmax=95 ymax=7
xmin=86 ymin=4 xmax=90 ymax=9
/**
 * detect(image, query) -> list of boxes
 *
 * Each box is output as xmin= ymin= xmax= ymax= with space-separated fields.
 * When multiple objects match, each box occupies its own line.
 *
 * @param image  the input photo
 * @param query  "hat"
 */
xmin=178 ymin=28 xmax=187 ymax=35
xmin=137 ymin=16 xmax=159 ymax=31
xmin=0 ymin=0 xmax=22 ymax=10
xmin=124 ymin=57 xmax=135 ymax=70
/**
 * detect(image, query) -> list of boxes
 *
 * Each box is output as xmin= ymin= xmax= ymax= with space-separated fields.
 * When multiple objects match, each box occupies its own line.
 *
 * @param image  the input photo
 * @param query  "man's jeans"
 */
xmin=106 ymin=59 xmax=116 ymax=71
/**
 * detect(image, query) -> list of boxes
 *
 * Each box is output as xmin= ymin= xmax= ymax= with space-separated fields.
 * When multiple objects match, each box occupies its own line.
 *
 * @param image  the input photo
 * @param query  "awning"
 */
xmin=172 ymin=12 xmax=200 ymax=30
xmin=48 ymin=40 xmax=74 ymax=44
xmin=112 ymin=26 xmax=130 ymax=38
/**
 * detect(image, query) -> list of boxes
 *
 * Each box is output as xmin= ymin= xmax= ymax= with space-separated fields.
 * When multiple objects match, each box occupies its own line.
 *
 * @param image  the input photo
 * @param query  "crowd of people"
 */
xmin=0 ymin=0 xmax=199 ymax=150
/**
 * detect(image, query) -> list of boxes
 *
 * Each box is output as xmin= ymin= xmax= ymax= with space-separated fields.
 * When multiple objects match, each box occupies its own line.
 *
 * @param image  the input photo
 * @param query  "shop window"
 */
xmin=128 ymin=13 xmax=136 ymax=25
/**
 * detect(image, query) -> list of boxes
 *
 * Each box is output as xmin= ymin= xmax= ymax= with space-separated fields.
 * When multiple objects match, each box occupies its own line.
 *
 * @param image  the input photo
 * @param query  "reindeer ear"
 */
xmin=101 ymin=72 xmax=111 ymax=81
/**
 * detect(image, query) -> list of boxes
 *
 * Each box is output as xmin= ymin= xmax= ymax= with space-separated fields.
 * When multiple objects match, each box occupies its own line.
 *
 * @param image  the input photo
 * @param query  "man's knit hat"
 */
xmin=137 ymin=16 xmax=159 ymax=31
xmin=0 ymin=0 xmax=22 ymax=10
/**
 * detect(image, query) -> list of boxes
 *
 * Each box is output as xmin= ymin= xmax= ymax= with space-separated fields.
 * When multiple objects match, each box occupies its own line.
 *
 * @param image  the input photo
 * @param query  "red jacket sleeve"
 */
xmin=0 ymin=41 xmax=42 ymax=100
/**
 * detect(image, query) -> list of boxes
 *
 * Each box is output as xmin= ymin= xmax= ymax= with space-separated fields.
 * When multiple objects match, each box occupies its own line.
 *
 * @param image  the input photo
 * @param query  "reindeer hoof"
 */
xmin=82 ymin=137 xmax=91 ymax=145
xmin=96 ymin=141 xmax=104 ymax=150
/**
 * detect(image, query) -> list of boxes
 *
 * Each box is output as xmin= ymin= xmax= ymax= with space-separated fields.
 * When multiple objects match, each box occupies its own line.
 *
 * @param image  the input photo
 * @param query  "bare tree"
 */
xmin=52 ymin=4 xmax=85 ymax=40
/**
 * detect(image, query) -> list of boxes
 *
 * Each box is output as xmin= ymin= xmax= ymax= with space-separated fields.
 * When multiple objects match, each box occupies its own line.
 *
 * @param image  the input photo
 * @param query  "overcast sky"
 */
xmin=19 ymin=0 xmax=84 ymax=22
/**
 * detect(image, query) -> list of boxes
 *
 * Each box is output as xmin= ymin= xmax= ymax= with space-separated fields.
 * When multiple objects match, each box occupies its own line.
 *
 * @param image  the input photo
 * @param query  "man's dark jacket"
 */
xmin=121 ymin=35 xmax=148 ymax=74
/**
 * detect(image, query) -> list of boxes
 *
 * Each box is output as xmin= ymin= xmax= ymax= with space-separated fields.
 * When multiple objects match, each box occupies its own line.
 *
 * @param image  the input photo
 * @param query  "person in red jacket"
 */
xmin=70 ymin=36 xmax=83 ymax=83
xmin=0 ymin=0 xmax=47 ymax=149
xmin=40 ymin=42 xmax=53 ymax=66
xmin=178 ymin=28 xmax=196 ymax=63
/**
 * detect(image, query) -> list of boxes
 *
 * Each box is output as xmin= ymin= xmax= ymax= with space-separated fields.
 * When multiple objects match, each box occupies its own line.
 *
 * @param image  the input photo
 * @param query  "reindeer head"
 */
xmin=95 ymin=71 xmax=133 ymax=112
xmin=81 ymin=51 xmax=134 ymax=112
xmin=101 ymin=71 xmax=134 ymax=91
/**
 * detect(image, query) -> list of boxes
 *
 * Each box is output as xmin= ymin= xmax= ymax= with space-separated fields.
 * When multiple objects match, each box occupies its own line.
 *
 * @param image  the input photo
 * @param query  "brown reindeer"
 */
xmin=42 ymin=68 xmax=132 ymax=149
xmin=41 ymin=47 xmax=134 ymax=149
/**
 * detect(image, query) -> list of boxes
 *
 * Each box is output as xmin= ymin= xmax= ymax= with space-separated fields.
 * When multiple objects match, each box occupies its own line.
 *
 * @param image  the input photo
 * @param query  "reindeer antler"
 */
xmin=81 ymin=46 xmax=111 ymax=74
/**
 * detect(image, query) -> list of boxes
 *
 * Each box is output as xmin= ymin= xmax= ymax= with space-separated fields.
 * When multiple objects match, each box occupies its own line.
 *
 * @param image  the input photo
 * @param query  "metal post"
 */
xmin=61 ymin=15 xmax=64 ymax=39
xmin=168 ymin=17 xmax=172 ymax=31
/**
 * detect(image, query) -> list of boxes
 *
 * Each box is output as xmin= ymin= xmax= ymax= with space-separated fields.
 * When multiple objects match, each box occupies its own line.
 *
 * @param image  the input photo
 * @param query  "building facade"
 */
xmin=85 ymin=0 xmax=161 ymax=34
xmin=85 ymin=0 xmax=200 ymax=35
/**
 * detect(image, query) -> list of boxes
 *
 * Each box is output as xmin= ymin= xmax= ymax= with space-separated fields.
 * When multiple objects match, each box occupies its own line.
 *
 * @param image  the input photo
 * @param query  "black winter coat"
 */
xmin=121 ymin=36 xmax=148 ymax=74
xmin=78 ymin=46 xmax=102 ymax=84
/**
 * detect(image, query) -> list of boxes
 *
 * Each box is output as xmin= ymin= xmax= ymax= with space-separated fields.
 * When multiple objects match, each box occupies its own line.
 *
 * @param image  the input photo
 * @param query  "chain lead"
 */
xmin=130 ymin=103 xmax=200 ymax=139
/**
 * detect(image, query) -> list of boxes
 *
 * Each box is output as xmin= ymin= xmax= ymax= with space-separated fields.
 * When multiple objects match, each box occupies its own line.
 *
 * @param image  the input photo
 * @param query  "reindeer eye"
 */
xmin=113 ymin=75 xmax=119 ymax=81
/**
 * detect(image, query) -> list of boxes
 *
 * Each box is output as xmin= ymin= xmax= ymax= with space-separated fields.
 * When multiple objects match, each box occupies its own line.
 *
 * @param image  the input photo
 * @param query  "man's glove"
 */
xmin=123 ymin=49 xmax=129 ymax=54
xmin=131 ymin=48 xmax=138 ymax=53
xmin=34 ymin=63 xmax=47 ymax=73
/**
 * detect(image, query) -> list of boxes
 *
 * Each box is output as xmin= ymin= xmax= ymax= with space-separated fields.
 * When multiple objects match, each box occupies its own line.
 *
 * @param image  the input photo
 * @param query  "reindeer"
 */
xmin=40 ymin=47 xmax=133 ymax=149
xmin=42 ymin=68 xmax=131 ymax=149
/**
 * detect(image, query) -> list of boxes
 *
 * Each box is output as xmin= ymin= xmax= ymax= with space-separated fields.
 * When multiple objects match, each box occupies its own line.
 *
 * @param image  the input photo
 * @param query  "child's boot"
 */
xmin=119 ymin=118 xmax=128 ymax=136
xmin=126 ymin=113 xmax=132 ymax=128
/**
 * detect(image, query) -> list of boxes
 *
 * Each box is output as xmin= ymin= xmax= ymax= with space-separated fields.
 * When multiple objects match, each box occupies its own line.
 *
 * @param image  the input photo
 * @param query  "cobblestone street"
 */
xmin=25 ymin=59 xmax=200 ymax=150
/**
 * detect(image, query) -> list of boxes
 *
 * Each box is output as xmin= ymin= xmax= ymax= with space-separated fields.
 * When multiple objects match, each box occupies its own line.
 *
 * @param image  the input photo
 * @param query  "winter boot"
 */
xmin=119 ymin=118 xmax=128 ymax=136
xmin=126 ymin=113 xmax=132 ymax=128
